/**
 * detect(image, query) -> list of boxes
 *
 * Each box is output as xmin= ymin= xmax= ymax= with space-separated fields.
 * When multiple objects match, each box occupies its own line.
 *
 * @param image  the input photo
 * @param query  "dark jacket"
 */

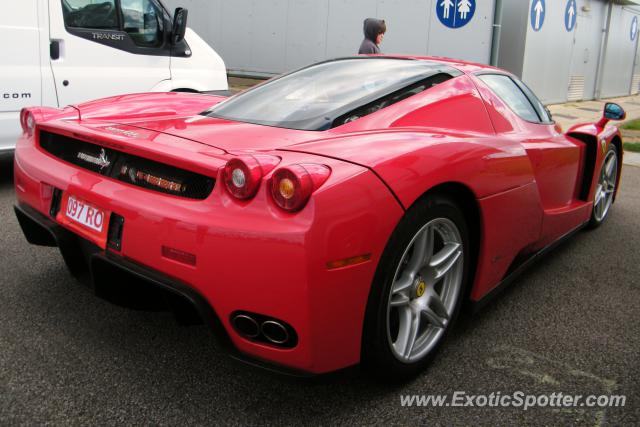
xmin=358 ymin=18 xmax=385 ymax=54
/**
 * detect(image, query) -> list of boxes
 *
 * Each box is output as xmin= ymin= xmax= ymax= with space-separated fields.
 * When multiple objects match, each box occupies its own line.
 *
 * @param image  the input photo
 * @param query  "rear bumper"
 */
xmin=14 ymin=203 xmax=314 ymax=376
xmin=13 ymin=135 xmax=403 ymax=374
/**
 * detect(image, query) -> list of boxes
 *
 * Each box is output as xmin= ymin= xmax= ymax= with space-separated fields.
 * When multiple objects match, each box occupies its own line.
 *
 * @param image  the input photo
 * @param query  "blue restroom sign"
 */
xmin=436 ymin=0 xmax=476 ymax=29
xmin=565 ymin=0 xmax=577 ymax=32
xmin=530 ymin=0 xmax=545 ymax=32
xmin=632 ymin=16 xmax=638 ymax=41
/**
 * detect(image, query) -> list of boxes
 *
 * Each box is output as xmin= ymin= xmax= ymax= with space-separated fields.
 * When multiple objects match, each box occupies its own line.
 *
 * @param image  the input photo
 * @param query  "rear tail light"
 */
xmin=20 ymin=108 xmax=36 ymax=136
xmin=222 ymin=155 xmax=280 ymax=200
xmin=270 ymin=164 xmax=330 ymax=212
xmin=20 ymin=107 xmax=69 ymax=137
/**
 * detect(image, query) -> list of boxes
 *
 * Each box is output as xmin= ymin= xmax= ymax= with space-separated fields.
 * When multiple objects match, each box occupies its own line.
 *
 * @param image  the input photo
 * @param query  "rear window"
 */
xmin=203 ymin=58 xmax=460 ymax=131
xmin=477 ymin=74 xmax=551 ymax=123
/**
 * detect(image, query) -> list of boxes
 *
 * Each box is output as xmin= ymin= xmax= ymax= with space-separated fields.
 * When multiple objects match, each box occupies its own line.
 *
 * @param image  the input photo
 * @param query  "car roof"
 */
xmin=355 ymin=54 xmax=501 ymax=74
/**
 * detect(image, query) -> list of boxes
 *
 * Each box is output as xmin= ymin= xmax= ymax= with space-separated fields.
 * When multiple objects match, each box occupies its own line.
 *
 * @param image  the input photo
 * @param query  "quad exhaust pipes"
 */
xmin=231 ymin=312 xmax=297 ymax=348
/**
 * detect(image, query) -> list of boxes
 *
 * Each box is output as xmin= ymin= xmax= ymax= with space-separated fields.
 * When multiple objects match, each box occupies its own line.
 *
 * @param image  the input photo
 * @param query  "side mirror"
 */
xmin=596 ymin=102 xmax=626 ymax=128
xmin=604 ymin=102 xmax=626 ymax=121
xmin=171 ymin=7 xmax=188 ymax=45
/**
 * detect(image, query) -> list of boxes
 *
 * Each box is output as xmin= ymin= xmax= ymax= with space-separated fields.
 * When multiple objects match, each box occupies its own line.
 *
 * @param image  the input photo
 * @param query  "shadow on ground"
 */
xmin=1 ymin=159 xmax=639 ymax=425
xmin=0 ymin=157 xmax=13 ymax=187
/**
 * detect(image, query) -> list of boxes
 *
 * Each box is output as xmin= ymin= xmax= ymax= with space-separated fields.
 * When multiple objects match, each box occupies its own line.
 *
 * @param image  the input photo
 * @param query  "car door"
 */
xmin=474 ymin=73 xmax=582 ymax=210
xmin=48 ymin=0 xmax=171 ymax=107
xmin=0 ymin=0 xmax=43 ymax=152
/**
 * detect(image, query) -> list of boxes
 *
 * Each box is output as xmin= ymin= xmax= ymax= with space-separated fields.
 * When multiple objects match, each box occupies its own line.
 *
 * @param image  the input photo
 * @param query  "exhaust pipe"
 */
xmin=261 ymin=320 xmax=290 ymax=345
xmin=232 ymin=314 xmax=260 ymax=338
xmin=230 ymin=311 xmax=297 ymax=347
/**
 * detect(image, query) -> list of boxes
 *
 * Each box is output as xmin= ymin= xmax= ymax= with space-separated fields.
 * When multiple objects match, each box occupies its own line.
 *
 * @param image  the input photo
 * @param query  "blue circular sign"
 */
xmin=565 ymin=0 xmax=577 ymax=32
xmin=632 ymin=16 xmax=638 ymax=41
xmin=530 ymin=0 xmax=545 ymax=32
xmin=436 ymin=0 xmax=476 ymax=29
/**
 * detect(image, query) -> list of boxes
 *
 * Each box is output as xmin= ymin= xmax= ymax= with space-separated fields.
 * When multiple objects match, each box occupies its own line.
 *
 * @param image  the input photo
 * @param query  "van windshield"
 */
xmin=202 ymin=58 xmax=460 ymax=131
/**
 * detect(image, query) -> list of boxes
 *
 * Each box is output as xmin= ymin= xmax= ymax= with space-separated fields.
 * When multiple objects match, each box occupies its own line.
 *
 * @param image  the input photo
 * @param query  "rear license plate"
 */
xmin=65 ymin=195 xmax=106 ymax=232
xmin=56 ymin=193 xmax=111 ymax=249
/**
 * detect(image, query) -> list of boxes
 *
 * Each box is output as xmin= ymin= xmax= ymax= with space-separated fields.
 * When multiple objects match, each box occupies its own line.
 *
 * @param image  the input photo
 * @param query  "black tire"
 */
xmin=588 ymin=144 xmax=618 ymax=229
xmin=361 ymin=193 xmax=471 ymax=381
xmin=171 ymin=88 xmax=199 ymax=93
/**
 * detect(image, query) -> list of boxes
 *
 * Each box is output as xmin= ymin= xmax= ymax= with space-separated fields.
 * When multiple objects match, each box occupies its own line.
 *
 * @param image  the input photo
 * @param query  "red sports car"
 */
xmin=14 ymin=56 xmax=625 ymax=378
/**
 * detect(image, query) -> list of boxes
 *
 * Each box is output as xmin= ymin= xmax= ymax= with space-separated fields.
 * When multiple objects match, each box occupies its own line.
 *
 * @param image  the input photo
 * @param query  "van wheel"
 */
xmin=362 ymin=194 xmax=469 ymax=381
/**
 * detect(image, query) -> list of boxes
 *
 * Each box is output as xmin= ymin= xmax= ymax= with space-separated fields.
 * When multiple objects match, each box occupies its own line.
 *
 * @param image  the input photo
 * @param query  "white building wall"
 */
xmin=499 ymin=0 xmax=640 ymax=103
xmin=568 ymin=1 xmax=608 ymax=101
xmin=599 ymin=5 xmax=640 ymax=97
xmin=166 ymin=0 xmax=640 ymax=103
xmin=521 ymin=0 xmax=578 ymax=104
xmin=164 ymin=0 xmax=495 ymax=75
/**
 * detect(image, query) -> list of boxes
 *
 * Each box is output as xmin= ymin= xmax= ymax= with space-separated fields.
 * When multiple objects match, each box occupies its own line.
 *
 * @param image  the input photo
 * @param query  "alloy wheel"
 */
xmin=593 ymin=149 xmax=618 ymax=222
xmin=386 ymin=218 xmax=464 ymax=363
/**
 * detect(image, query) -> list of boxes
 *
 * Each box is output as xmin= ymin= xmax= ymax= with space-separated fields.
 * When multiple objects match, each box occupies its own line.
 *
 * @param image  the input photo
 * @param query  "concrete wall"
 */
xmin=599 ymin=5 xmax=640 ymax=97
xmin=520 ymin=1 xmax=577 ymax=104
xmin=166 ymin=0 xmax=640 ymax=103
xmin=497 ymin=0 xmax=640 ymax=104
xmin=495 ymin=0 xmax=528 ymax=78
xmin=165 ymin=0 xmax=495 ymax=75
xmin=568 ymin=0 xmax=607 ymax=100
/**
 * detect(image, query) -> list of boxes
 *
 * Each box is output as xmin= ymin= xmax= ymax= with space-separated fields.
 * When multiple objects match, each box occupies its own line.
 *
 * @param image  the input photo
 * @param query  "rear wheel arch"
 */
xmin=414 ymin=183 xmax=482 ymax=302
xmin=360 ymin=182 xmax=481 ymax=378
xmin=363 ymin=181 xmax=482 ymax=326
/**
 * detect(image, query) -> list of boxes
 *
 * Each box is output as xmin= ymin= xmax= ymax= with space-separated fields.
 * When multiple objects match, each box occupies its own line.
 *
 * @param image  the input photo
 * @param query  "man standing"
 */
xmin=358 ymin=18 xmax=386 ymax=54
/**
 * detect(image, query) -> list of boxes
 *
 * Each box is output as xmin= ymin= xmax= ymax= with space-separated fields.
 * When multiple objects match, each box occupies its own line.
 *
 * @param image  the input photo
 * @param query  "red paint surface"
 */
xmin=14 ymin=57 xmax=623 ymax=373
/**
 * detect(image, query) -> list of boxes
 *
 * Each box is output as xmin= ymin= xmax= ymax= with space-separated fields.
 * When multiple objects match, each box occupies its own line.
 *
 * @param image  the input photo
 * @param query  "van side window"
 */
xmin=120 ymin=0 xmax=164 ymax=47
xmin=62 ymin=0 xmax=119 ymax=30
xmin=62 ymin=0 xmax=164 ymax=48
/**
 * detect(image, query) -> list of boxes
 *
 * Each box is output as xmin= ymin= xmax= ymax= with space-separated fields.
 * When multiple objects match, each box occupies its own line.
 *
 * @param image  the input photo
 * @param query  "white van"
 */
xmin=0 ymin=0 xmax=228 ymax=156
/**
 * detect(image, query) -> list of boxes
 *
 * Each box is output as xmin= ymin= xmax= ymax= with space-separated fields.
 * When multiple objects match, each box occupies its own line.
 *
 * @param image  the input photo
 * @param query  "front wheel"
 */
xmin=589 ymin=144 xmax=618 ymax=228
xmin=362 ymin=194 xmax=470 ymax=380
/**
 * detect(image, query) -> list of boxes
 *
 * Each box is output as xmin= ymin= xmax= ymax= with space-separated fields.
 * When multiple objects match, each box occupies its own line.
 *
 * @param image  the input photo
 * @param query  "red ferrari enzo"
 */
xmin=14 ymin=56 xmax=625 ymax=378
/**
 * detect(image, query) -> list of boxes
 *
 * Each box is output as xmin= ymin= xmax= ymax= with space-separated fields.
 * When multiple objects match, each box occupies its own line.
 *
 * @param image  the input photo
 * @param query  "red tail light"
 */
xmin=19 ymin=107 xmax=68 ymax=137
xmin=20 ymin=108 xmax=36 ymax=136
xmin=270 ymin=164 xmax=330 ymax=212
xmin=222 ymin=154 xmax=280 ymax=200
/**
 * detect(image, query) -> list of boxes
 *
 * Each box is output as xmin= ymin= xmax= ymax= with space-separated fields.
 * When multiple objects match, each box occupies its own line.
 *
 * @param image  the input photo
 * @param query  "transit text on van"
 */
xmin=91 ymin=32 xmax=125 ymax=41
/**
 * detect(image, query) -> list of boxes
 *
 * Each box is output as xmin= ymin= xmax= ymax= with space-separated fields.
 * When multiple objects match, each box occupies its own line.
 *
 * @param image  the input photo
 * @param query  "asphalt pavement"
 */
xmin=0 ymin=157 xmax=639 ymax=426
